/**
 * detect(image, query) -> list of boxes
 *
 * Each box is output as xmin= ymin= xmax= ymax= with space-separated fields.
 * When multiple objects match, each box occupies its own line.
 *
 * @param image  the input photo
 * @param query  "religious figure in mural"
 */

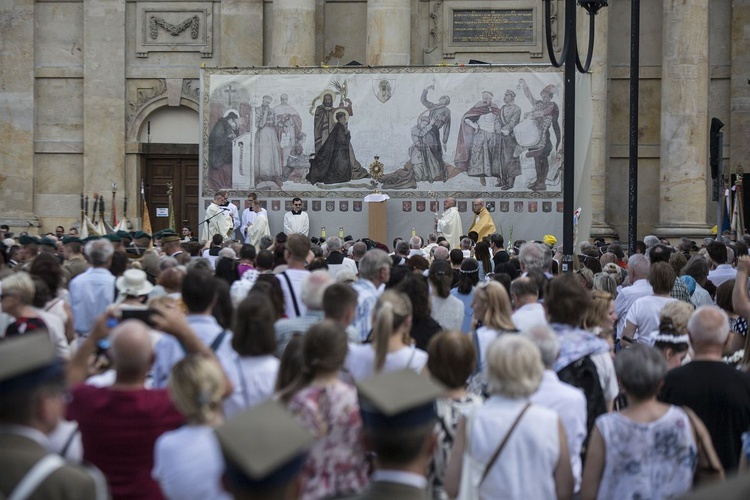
xmin=420 ymin=85 xmax=451 ymax=180
xmin=454 ymin=91 xmax=501 ymax=186
xmin=310 ymin=88 xmax=369 ymax=184
xmin=274 ymin=94 xmax=303 ymax=170
xmin=411 ymin=116 xmax=446 ymax=183
xmin=494 ymin=90 xmax=522 ymax=190
xmin=207 ymin=109 xmax=239 ymax=191
xmin=306 ymin=111 xmax=355 ymax=184
xmin=375 ymin=79 xmax=393 ymax=103
xmin=519 ymin=79 xmax=561 ymax=191
xmin=254 ymin=95 xmax=284 ymax=188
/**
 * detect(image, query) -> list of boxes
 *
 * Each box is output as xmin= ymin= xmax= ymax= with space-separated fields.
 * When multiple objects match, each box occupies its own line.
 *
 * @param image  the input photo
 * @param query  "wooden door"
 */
xmin=143 ymin=155 xmax=199 ymax=236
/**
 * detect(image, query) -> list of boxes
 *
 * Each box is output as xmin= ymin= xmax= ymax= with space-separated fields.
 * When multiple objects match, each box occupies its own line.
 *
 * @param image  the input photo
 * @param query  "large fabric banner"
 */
xmin=200 ymin=66 xmax=581 ymax=243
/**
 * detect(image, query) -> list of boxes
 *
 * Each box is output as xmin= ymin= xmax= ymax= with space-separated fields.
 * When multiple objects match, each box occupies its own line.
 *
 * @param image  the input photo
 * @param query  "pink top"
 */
xmin=288 ymin=380 xmax=370 ymax=499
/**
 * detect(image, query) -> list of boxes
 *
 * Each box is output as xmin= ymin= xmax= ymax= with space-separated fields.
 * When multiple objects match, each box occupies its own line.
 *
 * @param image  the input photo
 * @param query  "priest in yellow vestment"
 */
xmin=468 ymin=198 xmax=496 ymax=241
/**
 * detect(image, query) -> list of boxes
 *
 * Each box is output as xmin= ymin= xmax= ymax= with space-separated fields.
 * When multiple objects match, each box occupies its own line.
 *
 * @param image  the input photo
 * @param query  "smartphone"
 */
xmin=120 ymin=308 xmax=157 ymax=327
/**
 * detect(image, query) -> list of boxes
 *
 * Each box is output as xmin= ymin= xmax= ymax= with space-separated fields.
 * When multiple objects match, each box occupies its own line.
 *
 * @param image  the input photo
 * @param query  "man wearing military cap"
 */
xmin=354 ymin=369 xmax=445 ymax=499
xmin=62 ymin=236 xmax=89 ymax=281
xmin=17 ymin=234 xmax=40 ymax=271
xmin=126 ymin=231 xmax=159 ymax=283
xmin=161 ymin=231 xmax=190 ymax=265
xmin=215 ymin=401 xmax=315 ymax=499
xmin=101 ymin=233 xmax=122 ymax=251
xmin=0 ymin=334 xmax=108 ymax=498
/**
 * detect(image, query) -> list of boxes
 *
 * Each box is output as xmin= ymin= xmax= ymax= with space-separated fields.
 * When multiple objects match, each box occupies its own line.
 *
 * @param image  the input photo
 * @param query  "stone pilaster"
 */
xmin=83 ymin=0 xmax=126 ymax=196
xmin=221 ymin=0 xmax=264 ymax=66
xmin=270 ymin=0 xmax=316 ymax=66
xmin=654 ymin=0 xmax=711 ymax=238
xmin=366 ymin=0 xmax=411 ymax=65
xmin=579 ymin=7 xmax=616 ymax=238
xmin=730 ymin=1 xmax=750 ymax=172
xmin=0 ymin=0 xmax=38 ymax=227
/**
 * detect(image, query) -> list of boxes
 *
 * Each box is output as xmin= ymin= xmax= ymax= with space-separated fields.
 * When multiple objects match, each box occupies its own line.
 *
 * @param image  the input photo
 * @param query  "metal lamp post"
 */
xmin=543 ymin=0 xmax=608 ymax=272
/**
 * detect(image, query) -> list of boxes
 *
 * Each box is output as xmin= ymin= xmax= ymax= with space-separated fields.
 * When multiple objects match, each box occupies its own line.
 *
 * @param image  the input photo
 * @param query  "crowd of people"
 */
xmin=2 ymin=215 xmax=750 ymax=499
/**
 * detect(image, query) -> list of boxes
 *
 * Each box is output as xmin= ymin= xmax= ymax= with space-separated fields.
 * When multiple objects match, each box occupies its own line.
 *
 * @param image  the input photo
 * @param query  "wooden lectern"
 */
xmin=365 ymin=194 xmax=388 ymax=243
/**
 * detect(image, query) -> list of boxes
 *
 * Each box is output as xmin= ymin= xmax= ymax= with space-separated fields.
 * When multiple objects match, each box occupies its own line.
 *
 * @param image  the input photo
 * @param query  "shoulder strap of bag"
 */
xmin=8 ymin=454 xmax=65 ymax=500
xmin=281 ymin=272 xmax=301 ymax=316
xmin=60 ymin=425 xmax=79 ymax=459
xmin=210 ymin=329 xmax=228 ymax=352
xmin=480 ymin=402 xmax=532 ymax=484
xmin=471 ymin=328 xmax=482 ymax=376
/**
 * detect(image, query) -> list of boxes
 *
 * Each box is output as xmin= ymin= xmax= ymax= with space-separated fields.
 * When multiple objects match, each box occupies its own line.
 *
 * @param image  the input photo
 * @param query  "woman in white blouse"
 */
xmin=445 ymin=335 xmax=573 ymax=500
xmin=345 ymin=290 xmax=428 ymax=381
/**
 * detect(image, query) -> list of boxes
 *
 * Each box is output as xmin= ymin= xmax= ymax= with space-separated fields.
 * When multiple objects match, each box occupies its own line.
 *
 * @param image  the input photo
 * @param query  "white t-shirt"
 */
xmin=276 ymin=269 xmax=310 ymax=318
xmin=223 ymin=354 xmax=280 ymax=419
xmin=153 ymin=425 xmax=231 ymax=500
xmin=344 ymin=344 xmax=428 ymax=382
xmin=625 ymin=295 xmax=677 ymax=342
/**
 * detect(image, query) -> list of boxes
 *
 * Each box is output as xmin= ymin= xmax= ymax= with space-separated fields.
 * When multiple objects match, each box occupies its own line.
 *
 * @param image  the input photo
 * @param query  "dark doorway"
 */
xmin=142 ymin=145 xmax=199 ymax=236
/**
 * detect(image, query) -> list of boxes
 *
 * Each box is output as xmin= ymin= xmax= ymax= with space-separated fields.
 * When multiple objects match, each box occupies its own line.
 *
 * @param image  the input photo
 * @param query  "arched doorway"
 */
xmin=138 ymin=106 xmax=200 ymax=235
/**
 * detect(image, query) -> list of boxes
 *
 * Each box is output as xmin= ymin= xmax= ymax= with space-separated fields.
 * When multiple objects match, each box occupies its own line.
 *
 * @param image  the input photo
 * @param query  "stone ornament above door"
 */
xmin=136 ymin=2 xmax=213 ymax=58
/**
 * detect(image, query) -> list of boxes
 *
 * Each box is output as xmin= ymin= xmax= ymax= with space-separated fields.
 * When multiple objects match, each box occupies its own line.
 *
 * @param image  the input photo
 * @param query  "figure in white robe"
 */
xmin=435 ymin=197 xmax=463 ymax=250
xmin=246 ymin=203 xmax=271 ymax=249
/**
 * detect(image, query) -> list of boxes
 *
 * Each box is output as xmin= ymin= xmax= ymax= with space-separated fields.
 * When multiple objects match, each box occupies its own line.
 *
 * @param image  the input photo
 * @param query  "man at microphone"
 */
xmin=201 ymin=192 xmax=234 ymax=242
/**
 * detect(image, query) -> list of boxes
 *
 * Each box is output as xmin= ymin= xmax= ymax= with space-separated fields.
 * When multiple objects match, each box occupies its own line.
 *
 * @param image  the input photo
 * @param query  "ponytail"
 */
xmin=371 ymin=291 xmax=413 ymax=372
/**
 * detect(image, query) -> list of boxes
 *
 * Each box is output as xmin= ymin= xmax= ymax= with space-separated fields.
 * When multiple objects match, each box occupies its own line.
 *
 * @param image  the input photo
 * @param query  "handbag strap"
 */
xmin=8 ymin=454 xmax=65 ymax=500
xmin=281 ymin=272 xmax=301 ymax=317
xmin=480 ymin=402 xmax=531 ymax=484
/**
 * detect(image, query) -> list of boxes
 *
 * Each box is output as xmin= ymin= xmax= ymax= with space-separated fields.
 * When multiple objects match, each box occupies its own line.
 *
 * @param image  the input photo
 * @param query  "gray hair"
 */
xmin=326 ymin=236 xmax=342 ymax=251
xmin=358 ymin=249 xmax=391 ymax=281
xmin=682 ymin=255 xmax=709 ymax=281
xmin=1 ymin=272 xmax=35 ymax=305
xmin=300 ymin=270 xmax=333 ymax=310
xmin=592 ymin=273 xmax=618 ymax=298
xmin=615 ymin=344 xmax=666 ymax=399
xmin=351 ymin=242 xmax=367 ymax=259
xmin=158 ymin=256 xmax=179 ymax=272
xmin=433 ymin=246 xmax=449 ymax=261
xmin=627 ymin=253 xmax=650 ymax=280
xmin=521 ymin=324 xmax=560 ymax=369
xmin=85 ymin=239 xmax=114 ymax=266
xmin=409 ymin=236 xmax=422 ymax=249
xmin=486 ymin=335 xmax=544 ymax=398
xmin=644 ymin=235 xmax=660 ymax=248
xmin=258 ymin=235 xmax=273 ymax=250
xmin=519 ymin=242 xmax=551 ymax=273
xmin=687 ymin=305 xmax=730 ymax=346
xmin=427 ymin=233 xmax=438 ymax=243
xmin=218 ymin=247 xmax=236 ymax=260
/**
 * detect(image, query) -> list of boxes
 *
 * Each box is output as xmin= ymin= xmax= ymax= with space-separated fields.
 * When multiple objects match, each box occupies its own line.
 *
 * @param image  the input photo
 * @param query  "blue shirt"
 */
xmin=69 ymin=267 xmax=116 ymax=336
xmin=351 ymin=279 xmax=382 ymax=342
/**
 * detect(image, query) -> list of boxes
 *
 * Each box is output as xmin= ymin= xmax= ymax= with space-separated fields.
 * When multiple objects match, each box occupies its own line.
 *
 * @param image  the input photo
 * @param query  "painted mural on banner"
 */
xmin=200 ymin=66 xmax=564 ymax=200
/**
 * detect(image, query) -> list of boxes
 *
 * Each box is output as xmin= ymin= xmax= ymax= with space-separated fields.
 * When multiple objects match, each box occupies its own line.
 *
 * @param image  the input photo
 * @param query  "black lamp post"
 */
xmin=543 ymin=0 xmax=608 ymax=272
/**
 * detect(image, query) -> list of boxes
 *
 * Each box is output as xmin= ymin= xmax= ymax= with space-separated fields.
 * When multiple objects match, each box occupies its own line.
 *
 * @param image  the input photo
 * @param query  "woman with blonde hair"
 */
xmin=583 ymin=291 xmax=616 ymax=337
xmin=468 ymin=281 xmax=518 ymax=395
xmin=153 ymin=355 xmax=230 ymax=500
xmin=344 ymin=290 xmax=428 ymax=381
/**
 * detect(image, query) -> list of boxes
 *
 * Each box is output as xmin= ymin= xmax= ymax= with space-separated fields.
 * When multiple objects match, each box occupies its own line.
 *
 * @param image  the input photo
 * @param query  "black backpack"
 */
xmin=557 ymin=355 xmax=607 ymax=443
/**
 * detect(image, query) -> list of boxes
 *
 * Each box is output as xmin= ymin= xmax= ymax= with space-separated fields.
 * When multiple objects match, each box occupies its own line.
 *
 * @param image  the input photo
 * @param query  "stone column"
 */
xmin=83 ymin=0 xmax=126 ymax=197
xmin=270 ymin=0 xmax=316 ymax=66
xmin=366 ymin=0 xmax=411 ymax=65
xmin=730 ymin=1 xmax=750 ymax=172
xmin=654 ymin=0 xmax=711 ymax=238
xmin=0 ymin=0 xmax=38 ymax=229
xmin=578 ymin=8 xmax=616 ymax=238
xmin=222 ymin=0 xmax=264 ymax=66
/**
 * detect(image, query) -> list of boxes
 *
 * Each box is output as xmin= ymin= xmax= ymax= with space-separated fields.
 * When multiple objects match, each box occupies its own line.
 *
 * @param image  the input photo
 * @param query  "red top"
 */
xmin=67 ymin=384 xmax=184 ymax=500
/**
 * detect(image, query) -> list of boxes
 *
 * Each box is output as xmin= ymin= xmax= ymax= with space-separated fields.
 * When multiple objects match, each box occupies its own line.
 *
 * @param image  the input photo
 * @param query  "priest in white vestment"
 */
xmin=201 ymin=192 xmax=234 ymax=242
xmin=435 ymin=197 xmax=463 ymax=250
xmin=245 ymin=201 xmax=271 ymax=248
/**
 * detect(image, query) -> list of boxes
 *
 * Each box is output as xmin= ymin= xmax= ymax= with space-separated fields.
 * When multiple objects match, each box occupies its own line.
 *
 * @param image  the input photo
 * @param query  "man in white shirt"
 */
xmin=706 ymin=240 xmax=736 ymax=287
xmin=510 ymin=277 xmax=548 ymax=330
xmin=435 ymin=197 xmax=462 ymax=249
xmin=352 ymin=249 xmax=392 ymax=341
xmin=240 ymin=192 xmax=268 ymax=243
xmin=524 ymin=325 xmax=587 ymax=494
xmin=613 ymin=254 xmax=652 ymax=341
xmin=283 ymin=197 xmax=309 ymax=236
xmin=275 ymin=234 xmax=311 ymax=318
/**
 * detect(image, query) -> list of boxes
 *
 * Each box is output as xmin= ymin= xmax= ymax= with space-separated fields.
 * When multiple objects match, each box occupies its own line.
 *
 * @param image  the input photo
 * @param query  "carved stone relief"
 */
xmin=126 ymin=79 xmax=200 ymax=128
xmin=135 ymin=2 xmax=213 ymax=58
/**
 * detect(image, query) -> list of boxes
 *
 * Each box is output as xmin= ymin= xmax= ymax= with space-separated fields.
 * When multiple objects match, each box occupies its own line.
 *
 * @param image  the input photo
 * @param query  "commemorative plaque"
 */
xmin=452 ymin=9 xmax=534 ymax=45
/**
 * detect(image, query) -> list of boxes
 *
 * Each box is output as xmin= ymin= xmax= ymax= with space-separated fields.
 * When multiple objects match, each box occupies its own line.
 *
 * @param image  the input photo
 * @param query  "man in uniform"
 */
xmin=0 ymin=334 xmax=108 ymax=498
xmin=161 ymin=231 xmax=190 ymax=265
xmin=435 ymin=197 xmax=463 ymax=250
xmin=468 ymin=198 xmax=496 ymax=242
xmin=17 ymin=234 xmax=40 ymax=271
xmin=62 ymin=236 xmax=89 ymax=281
xmin=356 ymin=370 xmax=444 ymax=499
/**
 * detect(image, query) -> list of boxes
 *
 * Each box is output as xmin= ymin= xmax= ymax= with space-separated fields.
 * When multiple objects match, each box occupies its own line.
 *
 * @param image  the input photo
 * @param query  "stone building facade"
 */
xmin=0 ymin=0 xmax=745 ymax=241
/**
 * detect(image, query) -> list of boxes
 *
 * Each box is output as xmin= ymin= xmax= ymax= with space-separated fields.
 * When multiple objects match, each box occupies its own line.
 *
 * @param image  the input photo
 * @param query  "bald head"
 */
xmin=110 ymin=320 xmax=154 ymax=379
xmin=433 ymin=246 xmax=450 ymax=261
xmin=687 ymin=306 xmax=730 ymax=349
xmin=301 ymin=270 xmax=334 ymax=310
xmin=472 ymin=199 xmax=485 ymax=214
